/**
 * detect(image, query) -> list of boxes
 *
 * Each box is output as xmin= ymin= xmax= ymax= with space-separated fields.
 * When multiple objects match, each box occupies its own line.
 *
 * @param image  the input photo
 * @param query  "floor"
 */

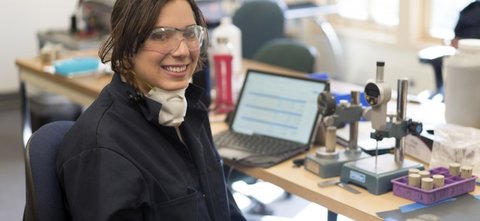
xmin=0 ymin=98 xmax=25 ymax=220
xmin=0 ymin=96 xmax=352 ymax=221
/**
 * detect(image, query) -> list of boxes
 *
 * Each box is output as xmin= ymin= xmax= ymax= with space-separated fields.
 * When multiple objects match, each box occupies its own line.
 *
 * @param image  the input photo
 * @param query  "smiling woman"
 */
xmin=132 ymin=0 xmax=202 ymax=92
xmin=55 ymin=0 xmax=246 ymax=220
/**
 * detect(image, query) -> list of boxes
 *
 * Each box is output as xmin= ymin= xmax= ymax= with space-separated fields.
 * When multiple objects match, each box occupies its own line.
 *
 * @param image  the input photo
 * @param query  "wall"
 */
xmin=0 ymin=0 xmax=76 ymax=93
xmin=339 ymin=37 xmax=436 ymax=95
xmin=1 ymin=1 xmax=436 ymax=96
xmin=291 ymin=19 xmax=436 ymax=95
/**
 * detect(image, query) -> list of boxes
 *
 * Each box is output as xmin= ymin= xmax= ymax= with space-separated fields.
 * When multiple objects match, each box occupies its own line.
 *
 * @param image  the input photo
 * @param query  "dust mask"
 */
xmin=146 ymin=87 xmax=187 ymax=127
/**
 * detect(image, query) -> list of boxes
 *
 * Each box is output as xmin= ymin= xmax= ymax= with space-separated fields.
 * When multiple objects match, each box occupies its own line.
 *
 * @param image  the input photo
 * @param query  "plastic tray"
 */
xmin=54 ymin=57 xmax=100 ymax=77
xmin=391 ymin=167 xmax=477 ymax=204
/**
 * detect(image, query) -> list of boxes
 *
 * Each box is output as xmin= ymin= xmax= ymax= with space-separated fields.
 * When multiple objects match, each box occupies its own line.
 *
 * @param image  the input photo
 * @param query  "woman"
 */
xmin=56 ymin=0 xmax=246 ymax=220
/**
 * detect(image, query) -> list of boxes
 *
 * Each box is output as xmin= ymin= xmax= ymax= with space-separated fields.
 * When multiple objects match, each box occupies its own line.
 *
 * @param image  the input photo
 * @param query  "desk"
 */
xmin=15 ymin=53 xmax=478 ymax=221
xmin=16 ymin=50 xmax=353 ymax=107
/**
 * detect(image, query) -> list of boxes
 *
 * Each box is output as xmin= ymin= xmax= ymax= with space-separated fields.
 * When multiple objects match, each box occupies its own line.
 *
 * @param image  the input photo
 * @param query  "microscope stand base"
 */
xmin=340 ymin=154 xmax=424 ymax=195
xmin=305 ymin=149 xmax=371 ymax=178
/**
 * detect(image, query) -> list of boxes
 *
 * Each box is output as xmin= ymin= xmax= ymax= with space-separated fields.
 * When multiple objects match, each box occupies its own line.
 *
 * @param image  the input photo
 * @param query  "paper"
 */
xmin=429 ymin=124 xmax=480 ymax=175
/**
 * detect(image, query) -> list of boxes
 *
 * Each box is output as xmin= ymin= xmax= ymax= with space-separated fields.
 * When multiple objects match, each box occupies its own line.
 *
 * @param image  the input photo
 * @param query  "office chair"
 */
xmin=417 ymin=45 xmax=455 ymax=100
xmin=252 ymin=38 xmax=317 ymax=73
xmin=23 ymin=121 xmax=75 ymax=221
xmin=232 ymin=0 xmax=287 ymax=59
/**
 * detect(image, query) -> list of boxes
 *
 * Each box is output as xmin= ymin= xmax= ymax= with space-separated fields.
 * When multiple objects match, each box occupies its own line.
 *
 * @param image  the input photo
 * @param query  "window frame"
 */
xmin=323 ymin=0 xmax=455 ymax=48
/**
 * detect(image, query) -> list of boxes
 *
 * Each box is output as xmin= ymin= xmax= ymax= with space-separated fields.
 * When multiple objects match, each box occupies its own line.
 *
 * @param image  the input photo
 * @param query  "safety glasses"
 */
xmin=144 ymin=24 xmax=205 ymax=54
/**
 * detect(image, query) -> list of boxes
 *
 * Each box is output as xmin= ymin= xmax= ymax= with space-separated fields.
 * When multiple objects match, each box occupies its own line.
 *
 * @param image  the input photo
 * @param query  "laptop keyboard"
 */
xmin=213 ymin=131 xmax=302 ymax=155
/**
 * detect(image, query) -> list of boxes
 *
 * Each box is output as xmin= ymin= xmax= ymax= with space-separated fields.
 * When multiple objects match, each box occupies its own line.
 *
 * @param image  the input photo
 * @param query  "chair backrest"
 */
xmin=252 ymin=38 xmax=317 ymax=73
xmin=24 ymin=121 xmax=75 ymax=221
xmin=232 ymin=0 xmax=286 ymax=59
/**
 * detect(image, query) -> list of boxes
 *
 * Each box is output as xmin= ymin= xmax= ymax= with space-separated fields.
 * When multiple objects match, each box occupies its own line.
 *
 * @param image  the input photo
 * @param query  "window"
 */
xmin=326 ymin=0 xmax=475 ymax=45
xmin=427 ymin=0 xmax=474 ymax=40
xmin=335 ymin=0 xmax=399 ymax=26
xmin=326 ymin=0 xmax=400 ymax=44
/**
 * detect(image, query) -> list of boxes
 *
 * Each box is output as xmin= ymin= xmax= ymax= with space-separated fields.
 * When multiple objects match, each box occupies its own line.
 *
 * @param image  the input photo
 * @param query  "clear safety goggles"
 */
xmin=144 ymin=24 xmax=205 ymax=54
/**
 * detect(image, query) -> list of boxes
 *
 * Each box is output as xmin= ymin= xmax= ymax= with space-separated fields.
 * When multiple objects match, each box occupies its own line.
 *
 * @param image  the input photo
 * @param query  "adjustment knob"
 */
xmin=407 ymin=120 xmax=423 ymax=135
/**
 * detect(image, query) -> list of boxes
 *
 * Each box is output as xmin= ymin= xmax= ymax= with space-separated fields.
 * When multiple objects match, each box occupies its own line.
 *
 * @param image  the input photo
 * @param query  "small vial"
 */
xmin=421 ymin=177 xmax=434 ymax=190
xmin=408 ymin=174 xmax=421 ymax=187
xmin=408 ymin=168 xmax=420 ymax=175
xmin=418 ymin=170 xmax=430 ymax=179
xmin=432 ymin=174 xmax=445 ymax=188
xmin=460 ymin=166 xmax=473 ymax=178
xmin=449 ymin=163 xmax=461 ymax=176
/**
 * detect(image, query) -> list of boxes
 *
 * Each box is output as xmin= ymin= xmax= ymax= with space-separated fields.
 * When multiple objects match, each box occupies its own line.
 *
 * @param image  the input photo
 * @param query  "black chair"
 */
xmin=23 ymin=121 xmax=75 ymax=221
xmin=252 ymin=38 xmax=317 ymax=73
xmin=417 ymin=45 xmax=455 ymax=99
xmin=232 ymin=0 xmax=287 ymax=59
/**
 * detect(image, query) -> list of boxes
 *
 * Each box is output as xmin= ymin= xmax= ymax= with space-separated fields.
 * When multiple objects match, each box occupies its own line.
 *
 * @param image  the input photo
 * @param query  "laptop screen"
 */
xmin=231 ymin=69 xmax=328 ymax=144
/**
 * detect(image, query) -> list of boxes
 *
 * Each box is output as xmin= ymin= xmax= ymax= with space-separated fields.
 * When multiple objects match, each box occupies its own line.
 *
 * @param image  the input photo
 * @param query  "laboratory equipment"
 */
xmin=305 ymin=90 xmax=370 ymax=178
xmin=340 ymin=61 xmax=424 ymax=195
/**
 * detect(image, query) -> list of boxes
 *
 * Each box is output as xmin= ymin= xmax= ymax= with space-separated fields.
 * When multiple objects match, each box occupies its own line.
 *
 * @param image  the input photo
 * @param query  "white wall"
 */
xmin=293 ymin=19 xmax=436 ymax=95
xmin=1 ymin=1 xmax=436 ymax=95
xmin=339 ymin=37 xmax=436 ymax=95
xmin=0 ymin=0 xmax=76 ymax=93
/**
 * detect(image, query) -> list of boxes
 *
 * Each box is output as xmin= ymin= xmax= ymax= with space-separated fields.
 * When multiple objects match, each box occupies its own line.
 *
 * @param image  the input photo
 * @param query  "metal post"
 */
xmin=348 ymin=91 xmax=360 ymax=150
xmin=394 ymin=79 xmax=409 ymax=163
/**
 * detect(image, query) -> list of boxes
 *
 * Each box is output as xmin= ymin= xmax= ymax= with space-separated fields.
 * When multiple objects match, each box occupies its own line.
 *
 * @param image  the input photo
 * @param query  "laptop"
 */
xmin=213 ymin=69 xmax=329 ymax=167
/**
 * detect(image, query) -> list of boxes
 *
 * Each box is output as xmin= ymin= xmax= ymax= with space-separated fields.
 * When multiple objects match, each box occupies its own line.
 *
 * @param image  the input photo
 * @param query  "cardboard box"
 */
xmin=405 ymin=132 xmax=434 ymax=164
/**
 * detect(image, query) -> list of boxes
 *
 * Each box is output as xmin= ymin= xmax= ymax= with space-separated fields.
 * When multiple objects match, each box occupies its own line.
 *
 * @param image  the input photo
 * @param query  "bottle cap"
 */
xmin=221 ymin=16 xmax=233 ymax=25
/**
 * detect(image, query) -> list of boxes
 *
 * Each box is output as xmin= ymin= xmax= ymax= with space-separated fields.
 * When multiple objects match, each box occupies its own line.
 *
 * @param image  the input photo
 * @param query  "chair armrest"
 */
xmin=418 ymin=45 xmax=455 ymax=62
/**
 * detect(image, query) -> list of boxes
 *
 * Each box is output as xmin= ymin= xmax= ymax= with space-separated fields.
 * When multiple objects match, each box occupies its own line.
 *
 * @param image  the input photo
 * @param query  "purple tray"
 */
xmin=391 ymin=167 xmax=477 ymax=204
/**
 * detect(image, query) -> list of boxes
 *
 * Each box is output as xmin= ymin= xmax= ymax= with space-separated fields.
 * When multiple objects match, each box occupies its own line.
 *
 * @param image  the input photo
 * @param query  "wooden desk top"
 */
xmin=15 ymin=50 xmax=357 ymax=106
xmin=16 ymin=50 xmax=111 ymax=106
xmin=210 ymin=120 xmax=480 ymax=221
xmin=15 ymin=52 xmax=467 ymax=221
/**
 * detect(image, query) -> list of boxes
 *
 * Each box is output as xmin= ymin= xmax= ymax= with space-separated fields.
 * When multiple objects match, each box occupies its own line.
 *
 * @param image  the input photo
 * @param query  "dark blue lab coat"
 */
xmin=56 ymin=73 xmax=246 ymax=221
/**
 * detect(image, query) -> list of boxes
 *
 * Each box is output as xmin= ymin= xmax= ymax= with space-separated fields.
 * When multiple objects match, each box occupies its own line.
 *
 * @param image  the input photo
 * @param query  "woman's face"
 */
xmin=133 ymin=0 xmax=200 ymax=92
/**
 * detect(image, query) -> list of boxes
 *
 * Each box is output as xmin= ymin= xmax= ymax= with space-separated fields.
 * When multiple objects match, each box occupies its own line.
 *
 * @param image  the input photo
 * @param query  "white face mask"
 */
xmin=146 ymin=87 xmax=187 ymax=127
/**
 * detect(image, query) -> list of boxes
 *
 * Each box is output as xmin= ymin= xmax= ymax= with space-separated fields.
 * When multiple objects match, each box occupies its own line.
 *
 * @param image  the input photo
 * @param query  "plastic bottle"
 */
xmin=444 ymin=39 xmax=480 ymax=128
xmin=211 ymin=17 xmax=242 ymax=80
xmin=212 ymin=37 xmax=235 ymax=114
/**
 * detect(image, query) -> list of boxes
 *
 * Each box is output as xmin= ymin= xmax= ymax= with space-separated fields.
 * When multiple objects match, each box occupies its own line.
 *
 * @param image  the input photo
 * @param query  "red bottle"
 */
xmin=212 ymin=37 xmax=234 ymax=113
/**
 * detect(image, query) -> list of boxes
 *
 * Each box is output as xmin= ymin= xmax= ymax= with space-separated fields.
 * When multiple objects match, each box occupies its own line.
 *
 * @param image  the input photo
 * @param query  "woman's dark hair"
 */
xmin=98 ymin=0 xmax=208 ymax=85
